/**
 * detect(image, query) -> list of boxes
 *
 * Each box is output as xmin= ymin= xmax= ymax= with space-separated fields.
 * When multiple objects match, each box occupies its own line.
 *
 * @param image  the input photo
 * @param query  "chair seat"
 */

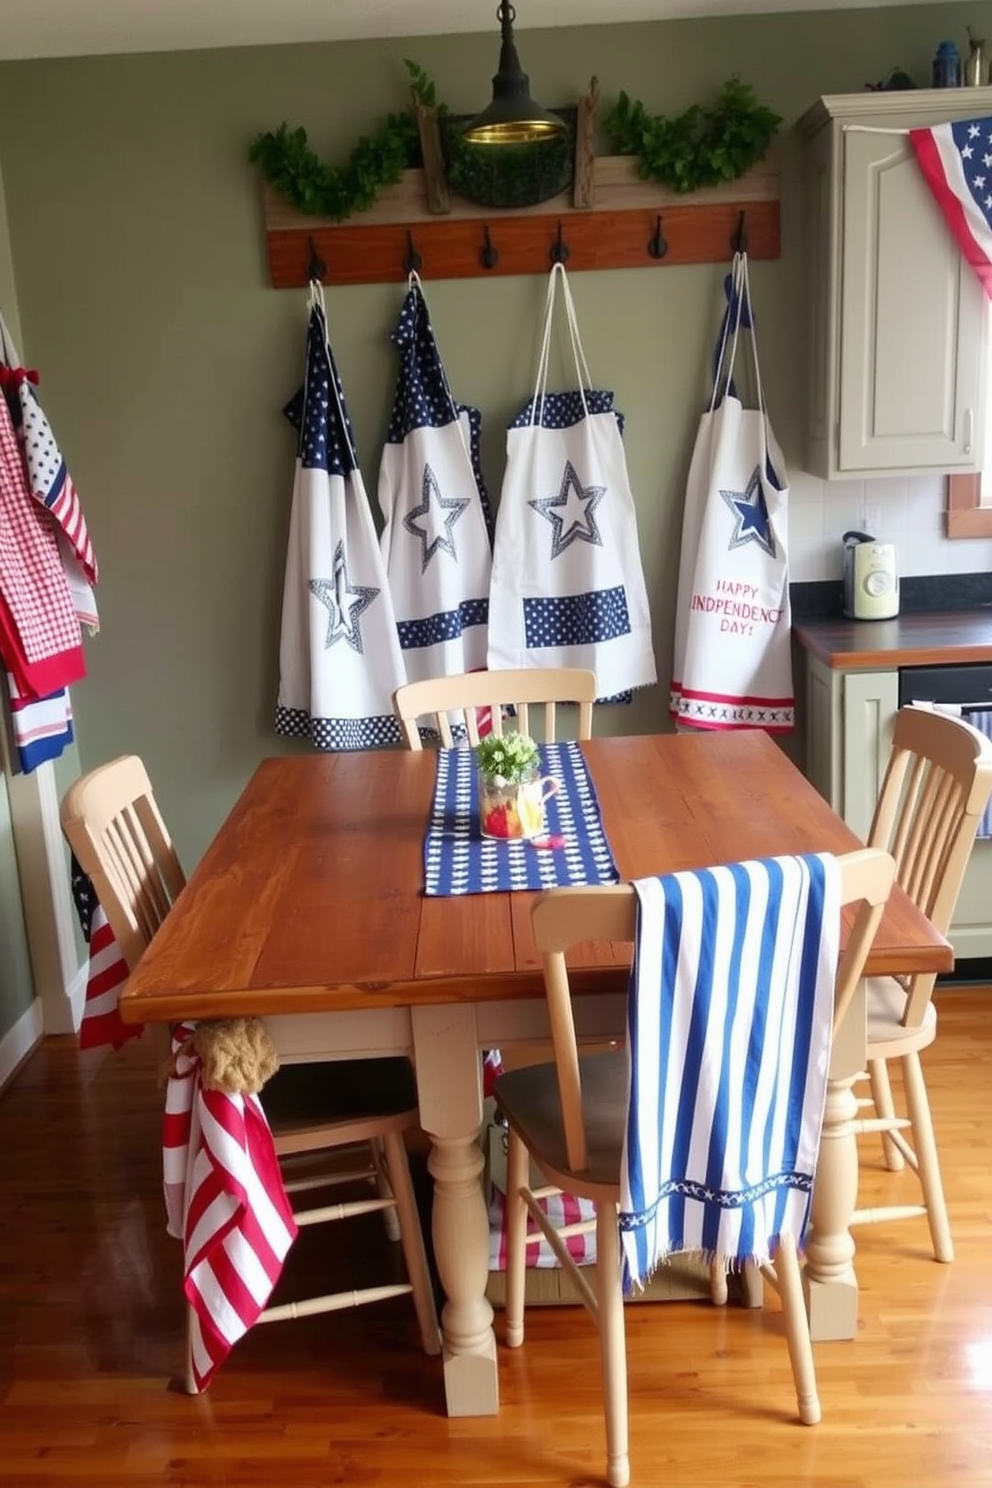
xmin=865 ymin=976 xmax=938 ymax=1059
xmin=261 ymin=1057 xmax=419 ymax=1138
xmin=494 ymin=1049 xmax=626 ymax=1198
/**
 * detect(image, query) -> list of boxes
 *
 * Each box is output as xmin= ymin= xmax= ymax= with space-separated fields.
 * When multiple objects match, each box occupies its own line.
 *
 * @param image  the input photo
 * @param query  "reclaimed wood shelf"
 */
xmin=261 ymin=155 xmax=780 ymax=288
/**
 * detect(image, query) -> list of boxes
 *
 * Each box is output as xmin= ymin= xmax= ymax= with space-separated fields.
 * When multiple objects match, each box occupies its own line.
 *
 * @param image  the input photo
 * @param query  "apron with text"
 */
xmin=670 ymin=253 xmax=793 ymax=732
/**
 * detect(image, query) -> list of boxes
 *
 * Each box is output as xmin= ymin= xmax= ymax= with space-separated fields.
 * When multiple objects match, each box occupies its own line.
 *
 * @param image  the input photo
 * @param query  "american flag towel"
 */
xmin=424 ymin=741 xmax=619 ymax=896
xmin=69 ymin=855 xmax=142 ymax=1051
xmin=275 ymin=284 xmax=405 ymax=751
xmin=163 ymin=1023 xmax=298 ymax=1393
xmin=910 ymin=117 xmax=992 ymax=299
xmin=8 ymin=675 xmax=74 ymax=774
xmin=619 ymin=853 xmax=839 ymax=1291
xmin=378 ymin=276 xmax=491 ymax=689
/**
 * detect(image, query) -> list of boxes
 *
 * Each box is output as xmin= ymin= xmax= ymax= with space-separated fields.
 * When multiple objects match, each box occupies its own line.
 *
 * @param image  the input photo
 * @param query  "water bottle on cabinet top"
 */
xmin=932 ymin=40 xmax=962 ymax=87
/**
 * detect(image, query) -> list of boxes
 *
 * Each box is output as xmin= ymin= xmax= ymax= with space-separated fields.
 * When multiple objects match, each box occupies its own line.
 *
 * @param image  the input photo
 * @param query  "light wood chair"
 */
xmin=852 ymin=706 xmax=992 ymax=1261
xmin=60 ymin=755 xmax=441 ymax=1384
xmin=392 ymin=666 xmax=597 ymax=748
xmin=494 ymin=848 xmax=896 ymax=1488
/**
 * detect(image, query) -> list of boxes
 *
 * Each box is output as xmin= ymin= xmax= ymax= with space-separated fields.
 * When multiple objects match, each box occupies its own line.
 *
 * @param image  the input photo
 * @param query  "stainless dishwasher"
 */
xmin=899 ymin=663 xmax=992 ymax=970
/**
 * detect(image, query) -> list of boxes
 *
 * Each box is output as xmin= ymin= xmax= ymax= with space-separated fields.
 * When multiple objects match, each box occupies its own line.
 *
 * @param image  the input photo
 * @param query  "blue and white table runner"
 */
xmin=619 ymin=852 xmax=839 ymax=1290
xmin=424 ymin=741 xmax=619 ymax=896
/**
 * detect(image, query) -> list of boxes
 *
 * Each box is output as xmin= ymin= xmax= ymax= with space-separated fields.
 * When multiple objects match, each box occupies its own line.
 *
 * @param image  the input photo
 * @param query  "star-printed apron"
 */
xmin=488 ymin=264 xmax=656 ymax=700
xmin=669 ymin=253 xmax=793 ymax=732
xmin=378 ymin=273 xmax=492 ymax=686
xmin=275 ymin=283 xmax=405 ymax=750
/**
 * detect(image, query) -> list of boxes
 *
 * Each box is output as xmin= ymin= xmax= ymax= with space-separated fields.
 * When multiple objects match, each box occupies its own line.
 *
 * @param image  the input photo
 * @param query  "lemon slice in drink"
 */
xmin=517 ymin=787 xmax=545 ymax=839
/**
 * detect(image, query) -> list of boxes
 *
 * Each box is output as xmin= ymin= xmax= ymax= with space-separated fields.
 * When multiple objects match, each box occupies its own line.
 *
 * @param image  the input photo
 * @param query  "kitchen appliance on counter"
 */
xmin=842 ymin=530 xmax=900 ymax=620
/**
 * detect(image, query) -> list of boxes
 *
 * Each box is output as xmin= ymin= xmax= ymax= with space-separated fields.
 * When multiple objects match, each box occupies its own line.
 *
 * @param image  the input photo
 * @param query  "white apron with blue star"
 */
xmin=488 ymin=264 xmax=656 ymax=700
xmin=670 ymin=253 xmax=793 ymax=732
xmin=275 ymin=285 xmax=404 ymax=750
xmin=377 ymin=275 xmax=492 ymax=686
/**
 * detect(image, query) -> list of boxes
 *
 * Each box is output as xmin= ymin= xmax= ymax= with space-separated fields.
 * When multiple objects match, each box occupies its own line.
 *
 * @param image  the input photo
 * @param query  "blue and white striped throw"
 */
xmin=619 ymin=853 xmax=839 ymax=1289
xmin=424 ymin=740 xmax=619 ymax=896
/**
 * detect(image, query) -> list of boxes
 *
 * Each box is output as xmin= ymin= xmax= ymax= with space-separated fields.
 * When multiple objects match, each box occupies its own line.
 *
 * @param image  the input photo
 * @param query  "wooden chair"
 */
xmin=60 ymin=755 xmax=441 ymax=1384
xmin=392 ymin=666 xmax=597 ymax=748
xmin=494 ymin=848 xmax=896 ymax=1488
xmin=853 ymin=706 xmax=992 ymax=1261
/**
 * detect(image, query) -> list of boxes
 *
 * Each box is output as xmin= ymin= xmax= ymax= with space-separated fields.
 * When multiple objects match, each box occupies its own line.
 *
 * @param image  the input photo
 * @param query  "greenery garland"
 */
xmin=248 ymin=112 xmax=418 ymax=221
xmin=603 ymin=78 xmax=781 ymax=194
xmin=249 ymin=69 xmax=779 ymax=219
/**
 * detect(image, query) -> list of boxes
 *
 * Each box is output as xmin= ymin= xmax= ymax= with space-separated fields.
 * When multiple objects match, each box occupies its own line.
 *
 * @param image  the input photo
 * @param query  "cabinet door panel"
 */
xmin=840 ymin=670 xmax=898 ymax=839
xmin=839 ymin=129 xmax=983 ymax=472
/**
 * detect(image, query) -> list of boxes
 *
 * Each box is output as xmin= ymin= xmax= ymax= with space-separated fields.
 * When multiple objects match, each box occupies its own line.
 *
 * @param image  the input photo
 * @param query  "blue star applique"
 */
xmin=529 ymin=460 xmax=606 ymax=560
xmin=720 ymin=466 xmax=776 ymax=558
xmin=309 ymin=541 xmax=379 ymax=654
xmin=403 ymin=462 xmax=469 ymax=572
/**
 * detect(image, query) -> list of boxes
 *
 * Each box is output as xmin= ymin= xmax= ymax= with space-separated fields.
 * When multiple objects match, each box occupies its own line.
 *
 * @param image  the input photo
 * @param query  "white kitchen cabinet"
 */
xmin=800 ymin=90 xmax=992 ymax=481
xmin=798 ymin=650 xmax=992 ymax=958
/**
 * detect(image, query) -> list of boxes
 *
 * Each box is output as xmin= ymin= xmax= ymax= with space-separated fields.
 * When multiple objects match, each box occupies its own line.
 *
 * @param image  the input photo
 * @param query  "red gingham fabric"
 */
xmin=0 ymin=394 xmax=84 ymax=695
xmin=0 ymin=365 xmax=98 ymax=584
xmin=163 ymin=1024 xmax=298 ymax=1392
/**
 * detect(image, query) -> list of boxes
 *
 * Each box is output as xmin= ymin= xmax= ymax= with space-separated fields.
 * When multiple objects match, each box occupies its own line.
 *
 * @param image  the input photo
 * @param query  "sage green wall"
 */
xmin=0 ymin=4 xmax=986 ymax=867
xmin=0 ymin=164 xmax=40 ymax=1039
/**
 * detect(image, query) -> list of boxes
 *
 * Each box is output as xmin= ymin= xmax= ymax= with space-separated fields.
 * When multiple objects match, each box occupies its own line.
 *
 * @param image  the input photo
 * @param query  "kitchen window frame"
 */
xmin=947 ymin=474 xmax=992 ymax=538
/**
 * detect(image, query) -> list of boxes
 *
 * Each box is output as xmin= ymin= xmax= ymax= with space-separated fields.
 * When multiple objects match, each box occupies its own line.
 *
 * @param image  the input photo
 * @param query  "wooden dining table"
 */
xmin=120 ymin=730 xmax=951 ymax=1418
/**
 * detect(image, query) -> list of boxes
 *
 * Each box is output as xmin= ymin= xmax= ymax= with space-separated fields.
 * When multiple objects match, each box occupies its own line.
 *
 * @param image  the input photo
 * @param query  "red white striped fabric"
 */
xmin=910 ymin=117 xmax=992 ymax=299
xmin=163 ymin=1024 xmax=298 ymax=1392
xmin=488 ymin=1186 xmax=596 ymax=1271
xmin=77 ymin=904 xmax=141 ymax=1052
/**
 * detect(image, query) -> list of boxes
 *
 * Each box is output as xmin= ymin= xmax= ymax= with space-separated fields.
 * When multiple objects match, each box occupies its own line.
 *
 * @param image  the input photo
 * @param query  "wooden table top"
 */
xmin=119 ymin=731 xmax=952 ymax=1025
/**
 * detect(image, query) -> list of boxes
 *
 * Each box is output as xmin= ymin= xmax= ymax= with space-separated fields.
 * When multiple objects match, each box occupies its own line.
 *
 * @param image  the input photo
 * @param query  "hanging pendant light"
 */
xmin=463 ymin=2 xmax=565 ymax=146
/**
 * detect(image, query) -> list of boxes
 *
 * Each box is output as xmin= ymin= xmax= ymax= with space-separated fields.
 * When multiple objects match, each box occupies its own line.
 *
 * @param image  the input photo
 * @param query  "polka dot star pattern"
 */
xmin=378 ymin=277 xmax=492 ymax=687
xmin=275 ymin=289 xmax=405 ymax=752
xmin=489 ymin=267 xmax=657 ymax=701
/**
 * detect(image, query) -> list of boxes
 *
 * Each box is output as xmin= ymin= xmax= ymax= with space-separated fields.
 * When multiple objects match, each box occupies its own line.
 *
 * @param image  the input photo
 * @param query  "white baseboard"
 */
xmin=0 ymin=998 xmax=44 ymax=1090
xmin=65 ymin=963 xmax=87 ymax=1033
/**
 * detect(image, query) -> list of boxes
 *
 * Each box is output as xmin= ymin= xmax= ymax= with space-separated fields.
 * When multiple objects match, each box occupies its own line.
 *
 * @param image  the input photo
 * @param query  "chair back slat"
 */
xmin=393 ymin=668 xmax=597 ymax=751
xmin=867 ymin=707 xmax=992 ymax=1029
xmin=61 ymin=755 xmax=186 ymax=973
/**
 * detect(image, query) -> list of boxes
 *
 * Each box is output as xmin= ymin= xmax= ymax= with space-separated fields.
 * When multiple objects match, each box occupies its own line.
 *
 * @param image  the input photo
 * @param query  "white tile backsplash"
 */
xmin=789 ymin=473 xmax=992 ymax=583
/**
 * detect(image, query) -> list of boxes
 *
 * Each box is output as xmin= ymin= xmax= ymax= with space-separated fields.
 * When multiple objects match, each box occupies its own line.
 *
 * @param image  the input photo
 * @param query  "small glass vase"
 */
xmin=478 ymin=766 xmax=558 ymax=840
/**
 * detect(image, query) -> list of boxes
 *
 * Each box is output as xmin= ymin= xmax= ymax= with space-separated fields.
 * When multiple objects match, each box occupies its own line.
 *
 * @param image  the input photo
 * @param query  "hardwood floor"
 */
xmin=2 ymin=991 xmax=992 ymax=1486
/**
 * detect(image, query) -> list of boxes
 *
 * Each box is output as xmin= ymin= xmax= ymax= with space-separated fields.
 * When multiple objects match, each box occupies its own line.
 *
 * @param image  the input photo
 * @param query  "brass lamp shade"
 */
xmin=463 ymin=2 xmax=566 ymax=145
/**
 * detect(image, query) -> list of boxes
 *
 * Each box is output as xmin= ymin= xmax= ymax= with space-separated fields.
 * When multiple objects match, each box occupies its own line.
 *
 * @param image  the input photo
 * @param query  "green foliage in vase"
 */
xmin=603 ymin=77 xmax=781 ymax=193
xmin=475 ymin=732 xmax=540 ymax=785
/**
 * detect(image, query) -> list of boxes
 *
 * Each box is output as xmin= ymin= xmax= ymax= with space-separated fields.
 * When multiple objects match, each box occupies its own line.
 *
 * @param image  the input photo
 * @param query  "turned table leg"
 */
xmin=412 ymin=1004 xmax=498 ymax=1417
xmin=803 ymin=978 xmax=865 ymax=1341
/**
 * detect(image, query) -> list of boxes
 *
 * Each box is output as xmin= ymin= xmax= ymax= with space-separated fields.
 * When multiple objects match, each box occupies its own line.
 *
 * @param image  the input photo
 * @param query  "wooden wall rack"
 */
xmin=261 ymin=155 xmax=780 ymax=288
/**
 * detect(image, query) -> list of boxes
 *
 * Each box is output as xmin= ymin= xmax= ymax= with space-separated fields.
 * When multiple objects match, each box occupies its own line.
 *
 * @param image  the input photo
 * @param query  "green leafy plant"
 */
xmin=475 ymin=732 xmax=540 ymax=785
xmin=249 ymin=111 xmax=418 ymax=221
xmin=603 ymin=77 xmax=781 ymax=194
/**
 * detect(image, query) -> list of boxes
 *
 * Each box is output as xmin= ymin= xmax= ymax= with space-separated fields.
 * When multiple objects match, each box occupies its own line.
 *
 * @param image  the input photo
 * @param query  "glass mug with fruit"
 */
xmin=475 ymin=732 xmax=559 ymax=840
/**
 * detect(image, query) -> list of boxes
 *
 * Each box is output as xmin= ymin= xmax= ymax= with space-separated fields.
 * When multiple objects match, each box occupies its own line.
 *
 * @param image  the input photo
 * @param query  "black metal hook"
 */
xmin=479 ymin=225 xmax=499 ymax=271
xmin=730 ymin=210 xmax=747 ymax=256
xmin=403 ymin=230 xmax=423 ymax=276
xmin=549 ymin=221 xmax=570 ymax=265
xmin=647 ymin=215 xmax=668 ymax=260
xmin=307 ymin=236 xmax=327 ymax=283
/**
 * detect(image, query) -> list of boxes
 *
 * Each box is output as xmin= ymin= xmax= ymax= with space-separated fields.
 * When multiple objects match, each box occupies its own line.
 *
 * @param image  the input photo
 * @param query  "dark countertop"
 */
xmin=792 ymin=611 xmax=992 ymax=670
